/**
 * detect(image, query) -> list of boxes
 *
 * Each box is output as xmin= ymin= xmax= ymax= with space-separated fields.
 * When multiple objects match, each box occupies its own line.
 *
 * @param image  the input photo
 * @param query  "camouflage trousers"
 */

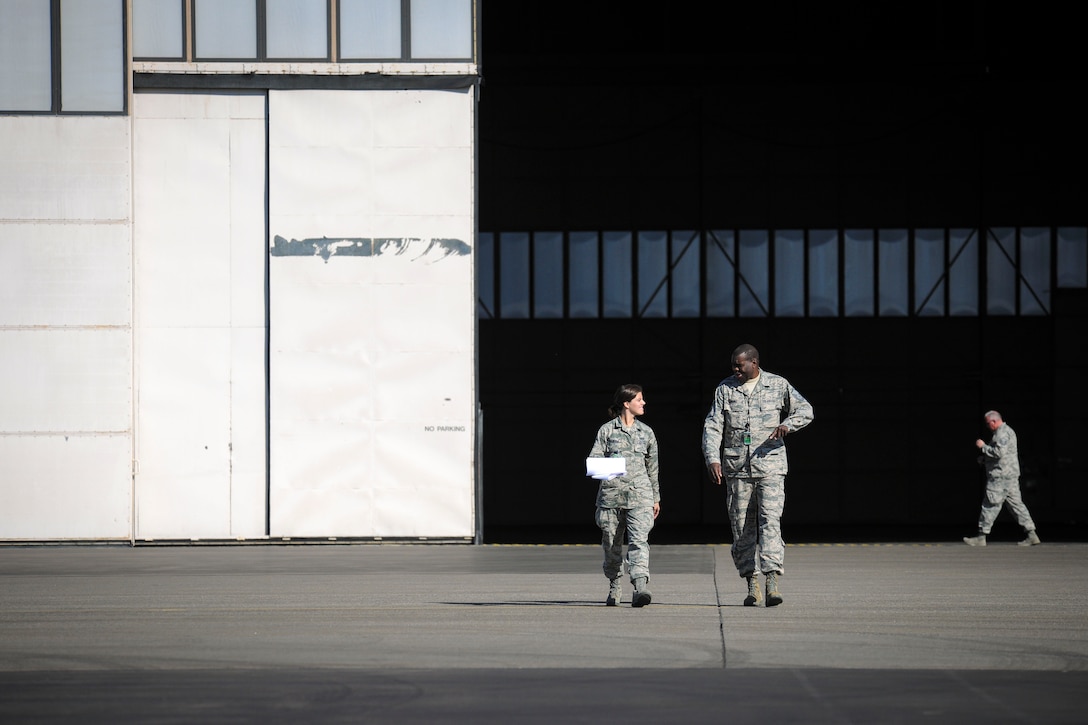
xmin=978 ymin=477 xmax=1036 ymax=534
xmin=595 ymin=506 xmax=655 ymax=582
xmin=727 ymin=475 xmax=786 ymax=577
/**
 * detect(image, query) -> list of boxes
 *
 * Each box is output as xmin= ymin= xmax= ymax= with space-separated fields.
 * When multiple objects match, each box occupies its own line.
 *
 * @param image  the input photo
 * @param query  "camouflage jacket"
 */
xmin=979 ymin=423 xmax=1021 ymax=481
xmin=702 ymin=370 xmax=813 ymax=478
xmin=589 ymin=418 xmax=660 ymax=509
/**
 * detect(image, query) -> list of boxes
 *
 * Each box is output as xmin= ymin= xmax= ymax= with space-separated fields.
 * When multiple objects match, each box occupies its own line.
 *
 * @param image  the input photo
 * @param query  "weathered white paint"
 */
xmin=132 ymin=93 xmax=268 ymax=540
xmin=268 ymin=89 xmax=475 ymax=538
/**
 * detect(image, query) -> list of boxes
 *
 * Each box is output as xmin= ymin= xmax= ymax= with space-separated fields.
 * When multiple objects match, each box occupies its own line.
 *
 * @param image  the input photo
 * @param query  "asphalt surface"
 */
xmin=1 ymin=541 xmax=1086 ymax=723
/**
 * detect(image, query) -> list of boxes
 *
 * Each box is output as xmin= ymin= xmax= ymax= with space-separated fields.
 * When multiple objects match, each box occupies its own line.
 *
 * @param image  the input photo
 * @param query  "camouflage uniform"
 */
xmin=702 ymin=371 xmax=813 ymax=578
xmin=976 ymin=422 xmax=1036 ymax=534
xmin=589 ymin=418 xmax=660 ymax=583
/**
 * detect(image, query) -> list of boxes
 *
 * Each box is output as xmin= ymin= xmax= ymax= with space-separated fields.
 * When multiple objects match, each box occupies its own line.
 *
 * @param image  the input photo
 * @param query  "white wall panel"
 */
xmin=230 ymin=123 xmax=268 ymax=329
xmin=373 ymin=147 xmax=469 ymax=216
xmin=229 ymin=326 xmax=269 ymax=532
xmin=135 ymin=115 xmax=234 ymax=329
xmin=269 ymin=89 xmax=475 ymax=539
xmin=0 ymin=117 xmax=130 ymax=221
xmin=133 ymin=92 xmax=267 ymax=540
xmin=372 ymin=422 xmax=473 ymax=535
xmin=274 ymin=145 xmax=376 ymax=217
xmin=372 ymin=350 xmax=471 ymax=420
xmin=0 ymin=223 xmax=131 ymax=327
xmin=0 ymin=115 xmax=133 ymax=541
xmin=0 ymin=436 xmax=131 ymax=539
xmin=133 ymin=327 xmax=232 ymax=538
xmin=371 ymin=90 xmax=472 ymax=149
xmin=371 ymin=281 xmax=472 ymax=352
xmin=0 ymin=329 xmax=131 ymax=432
xmin=225 ymin=100 xmax=271 ymax=537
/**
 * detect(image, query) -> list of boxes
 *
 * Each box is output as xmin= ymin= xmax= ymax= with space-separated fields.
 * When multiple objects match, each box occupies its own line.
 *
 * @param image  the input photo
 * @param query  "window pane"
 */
xmin=476 ymin=232 xmax=494 ymax=318
xmin=60 ymin=0 xmax=124 ymax=112
xmin=637 ymin=231 xmax=667 ymax=318
xmin=987 ymin=227 xmax=1016 ymax=315
xmin=410 ymin=0 xmax=472 ymax=59
xmin=775 ymin=229 xmax=804 ymax=317
xmin=195 ymin=0 xmax=257 ymax=59
xmin=671 ymin=230 xmax=700 ymax=317
xmin=948 ymin=228 xmax=978 ymax=316
xmin=499 ymin=232 xmax=529 ymax=319
xmin=267 ymin=0 xmax=328 ymax=59
xmin=569 ymin=231 xmax=599 ymax=318
xmin=1057 ymin=227 xmax=1088 ymax=288
xmin=340 ymin=0 xmax=401 ymax=59
xmin=0 ymin=0 xmax=52 ymax=111
xmin=533 ymin=232 xmax=563 ymax=318
xmin=1020 ymin=227 xmax=1050 ymax=315
xmin=808 ymin=229 xmax=838 ymax=317
xmin=133 ymin=0 xmax=183 ymax=59
xmin=914 ymin=228 xmax=944 ymax=316
xmin=602 ymin=231 xmax=632 ymax=318
xmin=877 ymin=229 xmax=908 ymax=316
xmin=844 ymin=229 xmax=874 ymax=316
xmin=739 ymin=230 xmax=769 ymax=317
xmin=706 ymin=230 xmax=735 ymax=317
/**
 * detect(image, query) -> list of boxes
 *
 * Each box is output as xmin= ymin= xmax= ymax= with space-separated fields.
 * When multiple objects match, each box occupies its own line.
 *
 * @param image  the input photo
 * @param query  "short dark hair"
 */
xmin=732 ymin=343 xmax=759 ymax=363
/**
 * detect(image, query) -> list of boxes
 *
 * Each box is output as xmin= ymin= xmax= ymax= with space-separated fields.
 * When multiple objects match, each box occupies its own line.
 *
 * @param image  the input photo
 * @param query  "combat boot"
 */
xmin=1018 ymin=530 xmax=1041 ymax=547
xmin=963 ymin=534 xmax=987 ymax=546
xmin=606 ymin=577 xmax=622 ymax=606
xmin=765 ymin=572 xmax=783 ymax=607
xmin=632 ymin=576 xmax=652 ymax=608
xmin=743 ymin=574 xmax=763 ymax=607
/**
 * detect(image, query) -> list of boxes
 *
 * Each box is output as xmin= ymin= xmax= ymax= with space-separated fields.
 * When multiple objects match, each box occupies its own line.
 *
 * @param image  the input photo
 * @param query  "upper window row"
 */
xmin=0 ymin=0 xmax=474 ymax=115
xmin=134 ymin=0 xmax=474 ymax=62
xmin=477 ymin=227 xmax=1088 ymax=320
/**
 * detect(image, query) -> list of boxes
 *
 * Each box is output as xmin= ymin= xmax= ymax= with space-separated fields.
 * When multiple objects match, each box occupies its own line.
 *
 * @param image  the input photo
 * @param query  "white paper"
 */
xmin=586 ymin=457 xmax=626 ymax=480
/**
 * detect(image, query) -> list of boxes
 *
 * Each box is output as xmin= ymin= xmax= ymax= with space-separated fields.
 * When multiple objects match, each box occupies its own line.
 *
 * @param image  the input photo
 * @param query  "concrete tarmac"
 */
xmin=1 ymin=541 xmax=1086 ymax=723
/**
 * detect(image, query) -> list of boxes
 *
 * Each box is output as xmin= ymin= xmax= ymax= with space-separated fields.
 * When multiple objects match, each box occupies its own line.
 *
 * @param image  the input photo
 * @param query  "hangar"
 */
xmin=2 ymin=2 xmax=1085 ymax=544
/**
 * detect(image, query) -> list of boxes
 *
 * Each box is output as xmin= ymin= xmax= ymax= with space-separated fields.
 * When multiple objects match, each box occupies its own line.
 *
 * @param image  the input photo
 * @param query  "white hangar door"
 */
xmin=268 ymin=89 xmax=476 ymax=539
xmin=132 ymin=93 xmax=268 ymax=540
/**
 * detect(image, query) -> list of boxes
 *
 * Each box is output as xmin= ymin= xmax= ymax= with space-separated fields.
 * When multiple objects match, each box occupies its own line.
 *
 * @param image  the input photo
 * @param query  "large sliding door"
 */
xmin=132 ymin=93 xmax=268 ymax=540
xmin=268 ymin=89 xmax=476 ymax=539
